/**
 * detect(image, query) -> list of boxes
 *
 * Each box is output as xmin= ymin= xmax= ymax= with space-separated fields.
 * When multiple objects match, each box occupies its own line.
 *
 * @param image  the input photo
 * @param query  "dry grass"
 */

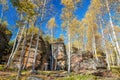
xmin=0 ymin=65 xmax=120 ymax=80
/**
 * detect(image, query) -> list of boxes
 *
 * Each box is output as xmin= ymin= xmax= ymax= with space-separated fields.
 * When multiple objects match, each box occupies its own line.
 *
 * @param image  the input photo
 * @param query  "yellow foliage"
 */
xmin=2 ymin=21 xmax=8 ymax=26
xmin=5 ymin=30 xmax=11 ymax=35
xmin=28 ymin=26 xmax=39 ymax=34
xmin=0 ymin=0 xmax=7 ymax=4
xmin=61 ymin=22 xmax=66 ymax=28
xmin=61 ymin=0 xmax=80 ymax=9
xmin=47 ymin=17 xmax=56 ymax=30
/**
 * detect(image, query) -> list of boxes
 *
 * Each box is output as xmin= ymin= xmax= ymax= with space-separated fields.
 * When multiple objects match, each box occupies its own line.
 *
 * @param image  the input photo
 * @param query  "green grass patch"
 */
xmin=111 ymin=66 xmax=120 ymax=76
xmin=0 ymin=65 xmax=5 ymax=71
xmin=111 ymin=66 xmax=120 ymax=70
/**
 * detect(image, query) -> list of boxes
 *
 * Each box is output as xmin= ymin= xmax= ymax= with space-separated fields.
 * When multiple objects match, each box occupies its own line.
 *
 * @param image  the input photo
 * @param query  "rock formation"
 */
xmin=13 ymin=34 xmax=49 ymax=70
xmin=71 ymin=50 xmax=107 ymax=72
xmin=51 ymin=42 xmax=67 ymax=70
xmin=13 ymin=34 xmax=67 ymax=71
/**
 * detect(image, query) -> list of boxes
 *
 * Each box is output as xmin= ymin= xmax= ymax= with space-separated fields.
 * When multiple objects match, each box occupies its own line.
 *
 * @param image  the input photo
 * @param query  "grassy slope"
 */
xmin=0 ymin=65 xmax=120 ymax=80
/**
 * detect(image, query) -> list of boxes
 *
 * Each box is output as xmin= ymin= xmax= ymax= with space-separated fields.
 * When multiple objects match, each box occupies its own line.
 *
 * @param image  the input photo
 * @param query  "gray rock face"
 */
xmin=13 ymin=35 xmax=67 ymax=71
xmin=13 ymin=35 xmax=50 ymax=70
xmin=71 ymin=51 xmax=107 ymax=72
xmin=27 ymin=76 xmax=43 ymax=80
xmin=51 ymin=42 xmax=67 ymax=70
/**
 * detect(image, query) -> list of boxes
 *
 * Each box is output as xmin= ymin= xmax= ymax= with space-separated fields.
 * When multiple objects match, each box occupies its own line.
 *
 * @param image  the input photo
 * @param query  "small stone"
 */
xmin=27 ymin=76 xmax=43 ymax=80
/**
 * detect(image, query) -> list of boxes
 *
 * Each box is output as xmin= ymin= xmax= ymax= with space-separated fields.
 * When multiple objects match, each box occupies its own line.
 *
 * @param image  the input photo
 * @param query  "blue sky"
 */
xmin=0 ymin=0 xmax=90 ymax=40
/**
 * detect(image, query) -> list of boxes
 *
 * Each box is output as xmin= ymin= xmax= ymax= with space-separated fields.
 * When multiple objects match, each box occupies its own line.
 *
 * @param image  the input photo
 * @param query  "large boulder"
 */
xmin=51 ymin=42 xmax=67 ymax=70
xmin=12 ymin=33 xmax=67 ymax=71
xmin=13 ymin=34 xmax=51 ymax=70
xmin=71 ymin=51 xmax=107 ymax=72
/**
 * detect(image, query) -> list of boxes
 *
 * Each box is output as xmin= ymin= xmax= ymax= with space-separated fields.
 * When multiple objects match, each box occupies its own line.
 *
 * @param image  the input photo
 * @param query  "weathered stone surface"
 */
xmin=27 ymin=76 xmax=43 ymax=80
xmin=51 ymin=42 xmax=67 ymax=70
xmin=13 ymin=34 xmax=67 ymax=71
xmin=71 ymin=51 xmax=107 ymax=72
xmin=13 ymin=34 xmax=50 ymax=70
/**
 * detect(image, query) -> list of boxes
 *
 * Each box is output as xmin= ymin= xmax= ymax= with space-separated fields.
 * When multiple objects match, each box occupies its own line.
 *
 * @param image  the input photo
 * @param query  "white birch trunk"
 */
xmin=67 ymin=24 xmax=71 ymax=73
xmin=101 ymin=15 xmax=120 ymax=66
xmin=6 ymin=14 xmax=25 ymax=68
xmin=110 ymin=53 xmax=114 ymax=66
xmin=92 ymin=26 xmax=98 ymax=61
xmin=32 ymin=31 xmax=40 ymax=71
xmin=108 ymin=34 xmax=120 ymax=66
xmin=16 ymin=28 xmax=27 ymax=80
xmin=32 ymin=0 xmax=46 ymax=71
xmin=106 ymin=0 xmax=120 ymax=56
xmin=23 ymin=33 xmax=34 ymax=69
xmin=51 ymin=29 xmax=54 ymax=70
xmin=99 ymin=17 xmax=110 ymax=70
xmin=6 ymin=28 xmax=20 ymax=67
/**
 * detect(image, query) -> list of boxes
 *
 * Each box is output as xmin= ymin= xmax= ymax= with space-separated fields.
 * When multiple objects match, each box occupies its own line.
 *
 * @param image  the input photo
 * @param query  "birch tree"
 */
xmin=32 ymin=0 xmax=47 ymax=72
xmin=105 ymin=0 xmax=120 ymax=59
xmin=6 ymin=0 xmax=36 ymax=68
xmin=47 ymin=17 xmax=56 ymax=70
xmin=61 ymin=0 xmax=81 ymax=73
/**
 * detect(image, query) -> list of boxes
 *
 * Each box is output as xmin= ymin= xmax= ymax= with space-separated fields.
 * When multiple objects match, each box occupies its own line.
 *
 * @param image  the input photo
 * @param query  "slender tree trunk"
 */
xmin=82 ymin=34 xmax=85 ymax=51
xmin=106 ymin=0 xmax=120 ymax=56
xmin=6 ymin=14 xmax=25 ymax=68
xmin=77 ymin=37 xmax=80 ymax=50
xmin=50 ymin=29 xmax=54 ymax=70
xmin=105 ymin=48 xmax=110 ymax=70
xmin=16 ymin=28 xmax=27 ymax=80
xmin=108 ymin=34 xmax=120 ymax=66
xmin=67 ymin=25 xmax=71 ymax=73
xmin=6 ymin=25 xmax=25 ymax=67
xmin=32 ymin=27 xmax=40 ymax=71
xmin=6 ymin=28 xmax=20 ymax=67
xmin=32 ymin=0 xmax=46 ymax=71
xmin=23 ymin=33 xmax=34 ymax=69
xmin=54 ymin=58 xmax=57 ymax=70
xmin=92 ymin=27 xmax=98 ymax=61
xmin=110 ymin=52 xmax=114 ymax=66
xmin=54 ymin=46 xmax=59 ymax=70
xmin=99 ymin=18 xmax=110 ymax=70
xmin=114 ymin=47 xmax=120 ymax=66
xmin=101 ymin=15 xmax=120 ymax=66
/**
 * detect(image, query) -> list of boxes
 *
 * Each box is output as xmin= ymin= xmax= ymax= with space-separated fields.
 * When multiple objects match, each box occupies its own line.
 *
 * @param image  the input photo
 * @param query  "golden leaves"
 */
xmin=61 ymin=0 xmax=81 ymax=10
xmin=11 ymin=0 xmax=36 ymax=16
xmin=61 ymin=22 xmax=66 ymax=28
xmin=47 ymin=17 xmax=56 ymax=30
xmin=61 ymin=11 xmax=73 ymax=20
xmin=28 ymin=26 xmax=39 ymax=34
xmin=0 ymin=0 xmax=7 ymax=4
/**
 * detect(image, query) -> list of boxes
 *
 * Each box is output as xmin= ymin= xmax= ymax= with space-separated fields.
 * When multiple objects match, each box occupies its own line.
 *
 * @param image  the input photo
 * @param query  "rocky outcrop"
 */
xmin=71 ymin=51 xmax=107 ymax=72
xmin=13 ymin=34 xmax=67 ymax=71
xmin=0 ymin=23 xmax=12 ymax=63
xmin=51 ymin=42 xmax=67 ymax=70
xmin=13 ymin=34 xmax=50 ymax=70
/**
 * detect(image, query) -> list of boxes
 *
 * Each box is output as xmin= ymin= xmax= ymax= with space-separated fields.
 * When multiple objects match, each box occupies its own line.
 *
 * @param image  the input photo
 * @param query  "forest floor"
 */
xmin=0 ymin=65 xmax=120 ymax=80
